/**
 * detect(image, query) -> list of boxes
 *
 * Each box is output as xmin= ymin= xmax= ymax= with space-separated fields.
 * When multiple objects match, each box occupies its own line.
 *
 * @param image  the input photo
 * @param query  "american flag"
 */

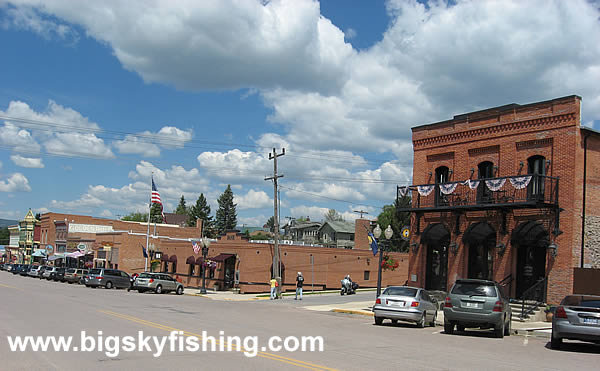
xmin=192 ymin=241 xmax=201 ymax=255
xmin=151 ymin=177 xmax=167 ymax=223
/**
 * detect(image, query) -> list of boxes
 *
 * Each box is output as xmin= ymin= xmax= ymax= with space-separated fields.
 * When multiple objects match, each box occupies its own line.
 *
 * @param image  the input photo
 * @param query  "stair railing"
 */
xmin=519 ymin=277 xmax=547 ymax=320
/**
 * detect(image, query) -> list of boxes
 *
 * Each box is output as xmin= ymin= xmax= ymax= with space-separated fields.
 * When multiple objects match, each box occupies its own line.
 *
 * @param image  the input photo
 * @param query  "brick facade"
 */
xmin=39 ymin=212 xmax=409 ymax=293
xmin=405 ymin=95 xmax=599 ymax=304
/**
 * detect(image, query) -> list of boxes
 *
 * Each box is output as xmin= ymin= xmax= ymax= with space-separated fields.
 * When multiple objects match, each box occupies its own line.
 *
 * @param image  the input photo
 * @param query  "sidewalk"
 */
xmin=184 ymin=287 xmax=377 ymax=301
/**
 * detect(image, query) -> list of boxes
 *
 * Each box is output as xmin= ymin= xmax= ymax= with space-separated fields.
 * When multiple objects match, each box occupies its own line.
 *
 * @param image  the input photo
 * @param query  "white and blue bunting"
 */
xmin=439 ymin=182 xmax=459 ymax=195
xmin=485 ymin=178 xmax=506 ymax=191
xmin=463 ymin=179 xmax=480 ymax=190
xmin=417 ymin=185 xmax=435 ymax=196
xmin=508 ymin=175 xmax=532 ymax=189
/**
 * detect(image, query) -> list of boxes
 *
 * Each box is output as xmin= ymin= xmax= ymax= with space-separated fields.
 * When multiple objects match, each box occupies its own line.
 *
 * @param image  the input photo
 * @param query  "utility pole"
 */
xmin=353 ymin=210 xmax=369 ymax=218
xmin=265 ymin=147 xmax=285 ymax=298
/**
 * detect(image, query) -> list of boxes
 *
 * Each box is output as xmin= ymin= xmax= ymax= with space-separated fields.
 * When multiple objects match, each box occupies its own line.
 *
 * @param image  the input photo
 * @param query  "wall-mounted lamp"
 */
xmin=470 ymin=168 xmax=475 ymax=177
xmin=496 ymin=242 xmax=506 ymax=256
xmin=547 ymin=242 xmax=558 ymax=257
xmin=410 ymin=242 xmax=419 ymax=254
xmin=546 ymin=159 xmax=551 ymax=167
xmin=493 ymin=165 xmax=499 ymax=174
xmin=449 ymin=242 xmax=459 ymax=255
xmin=449 ymin=169 xmax=453 ymax=175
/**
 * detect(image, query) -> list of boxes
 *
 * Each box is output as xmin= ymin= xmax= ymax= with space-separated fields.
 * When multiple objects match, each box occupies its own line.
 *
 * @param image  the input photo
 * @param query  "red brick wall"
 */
xmin=353 ymin=219 xmax=371 ymax=250
xmin=407 ymin=96 xmax=587 ymax=303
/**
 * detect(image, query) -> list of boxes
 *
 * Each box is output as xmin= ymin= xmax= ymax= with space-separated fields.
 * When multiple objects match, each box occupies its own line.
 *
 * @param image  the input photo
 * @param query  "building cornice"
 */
xmin=413 ymin=113 xmax=575 ymax=149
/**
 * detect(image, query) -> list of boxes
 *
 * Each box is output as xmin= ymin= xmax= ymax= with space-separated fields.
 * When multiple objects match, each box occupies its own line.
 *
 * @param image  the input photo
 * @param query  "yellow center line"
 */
xmin=98 ymin=310 xmax=338 ymax=371
xmin=0 ymin=283 xmax=18 ymax=289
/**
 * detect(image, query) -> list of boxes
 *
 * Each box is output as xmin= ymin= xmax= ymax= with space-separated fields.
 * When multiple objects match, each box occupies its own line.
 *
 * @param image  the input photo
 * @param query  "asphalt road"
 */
xmin=1 ymin=272 xmax=598 ymax=371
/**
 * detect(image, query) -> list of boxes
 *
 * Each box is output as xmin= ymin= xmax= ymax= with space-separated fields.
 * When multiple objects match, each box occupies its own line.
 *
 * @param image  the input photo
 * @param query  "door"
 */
xmin=426 ymin=241 xmax=449 ymax=291
xmin=516 ymin=245 xmax=546 ymax=298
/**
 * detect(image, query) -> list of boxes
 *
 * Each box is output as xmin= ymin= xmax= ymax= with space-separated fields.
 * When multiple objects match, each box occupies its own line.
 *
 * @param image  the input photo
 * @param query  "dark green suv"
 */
xmin=443 ymin=279 xmax=512 ymax=338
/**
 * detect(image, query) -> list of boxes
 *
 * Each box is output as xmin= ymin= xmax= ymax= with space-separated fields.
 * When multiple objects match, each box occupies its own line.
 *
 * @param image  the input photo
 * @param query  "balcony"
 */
xmin=397 ymin=175 xmax=559 ymax=212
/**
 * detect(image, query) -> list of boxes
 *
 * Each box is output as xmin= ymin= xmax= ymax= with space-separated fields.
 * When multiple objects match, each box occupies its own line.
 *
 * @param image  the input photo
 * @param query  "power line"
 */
xmin=279 ymin=184 xmax=385 ymax=210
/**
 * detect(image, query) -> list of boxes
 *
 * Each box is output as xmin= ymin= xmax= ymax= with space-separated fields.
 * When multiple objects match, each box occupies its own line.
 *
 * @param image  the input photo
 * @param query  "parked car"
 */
xmin=5 ymin=264 xmax=14 ymax=272
xmin=37 ymin=266 xmax=50 ymax=279
xmin=52 ymin=267 xmax=67 ymax=282
xmin=85 ymin=268 xmax=130 ymax=289
xmin=551 ymin=294 xmax=600 ymax=349
xmin=19 ymin=265 xmax=32 ymax=276
xmin=42 ymin=266 xmax=57 ymax=279
xmin=64 ymin=268 xmax=88 ymax=284
xmin=133 ymin=272 xmax=184 ymax=295
xmin=373 ymin=286 xmax=437 ymax=327
xmin=443 ymin=278 xmax=512 ymax=338
xmin=11 ymin=264 xmax=23 ymax=274
xmin=28 ymin=265 xmax=43 ymax=277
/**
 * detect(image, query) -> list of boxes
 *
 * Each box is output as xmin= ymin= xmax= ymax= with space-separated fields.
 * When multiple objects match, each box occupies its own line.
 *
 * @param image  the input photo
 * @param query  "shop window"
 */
xmin=188 ymin=264 xmax=195 ymax=276
xmin=171 ymin=262 xmax=177 ymax=274
xmin=477 ymin=161 xmax=494 ymax=203
xmin=198 ymin=265 xmax=204 ymax=277
xmin=163 ymin=262 xmax=168 ymax=273
xmin=364 ymin=271 xmax=370 ymax=280
xmin=209 ymin=267 xmax=215 ymax=279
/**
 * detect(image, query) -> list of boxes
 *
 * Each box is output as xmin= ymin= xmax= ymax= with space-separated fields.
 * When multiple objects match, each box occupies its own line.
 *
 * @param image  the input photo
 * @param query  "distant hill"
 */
xmin=0 ymin=219 xmax=18 ymax=228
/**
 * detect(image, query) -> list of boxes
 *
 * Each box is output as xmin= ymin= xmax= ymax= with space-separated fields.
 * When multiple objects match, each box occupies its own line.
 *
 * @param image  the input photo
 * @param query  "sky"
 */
xmin=0 ymin=0 xmax=599 ymax=227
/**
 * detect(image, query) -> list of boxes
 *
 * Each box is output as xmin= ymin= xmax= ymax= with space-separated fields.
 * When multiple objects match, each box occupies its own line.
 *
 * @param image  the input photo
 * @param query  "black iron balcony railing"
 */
xmin=397 ymin=175 xmax=559 ymax=212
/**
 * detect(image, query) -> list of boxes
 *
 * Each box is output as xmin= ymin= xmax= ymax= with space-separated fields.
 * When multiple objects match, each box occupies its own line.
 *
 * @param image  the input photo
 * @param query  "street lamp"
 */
xmin=374 ymin=224 xmax=394 ymax=297
xmin=199 ymin=238 xmax=211 ymax=294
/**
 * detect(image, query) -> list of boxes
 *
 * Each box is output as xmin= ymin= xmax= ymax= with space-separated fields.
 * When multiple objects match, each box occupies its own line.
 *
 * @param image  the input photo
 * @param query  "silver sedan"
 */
xmin=373 ymin=286 xmax=438 ymax=327
xmin=551 ymin=294 xmax=600 ymax=349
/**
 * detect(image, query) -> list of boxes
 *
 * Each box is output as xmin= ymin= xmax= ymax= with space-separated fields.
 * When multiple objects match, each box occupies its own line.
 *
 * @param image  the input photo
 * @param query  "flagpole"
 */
xmin=145 ymin=173 xmax=152 ymax=272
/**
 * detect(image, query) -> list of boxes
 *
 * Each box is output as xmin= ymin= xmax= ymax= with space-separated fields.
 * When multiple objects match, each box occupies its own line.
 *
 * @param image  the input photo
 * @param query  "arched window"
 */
xmin=477 ymin=161 xmax=494 ymax=203
xmin=527 ymin=155 xmax=546 ymax=200
xmin=434 ymin=166 xmax=449 ymax=206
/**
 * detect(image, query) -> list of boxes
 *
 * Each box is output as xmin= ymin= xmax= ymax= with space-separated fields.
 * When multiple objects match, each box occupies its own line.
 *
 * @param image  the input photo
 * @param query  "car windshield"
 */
xmin=138 ymin=273 xmax=154 ymax=278
xmin=561 ymin=296 xmax=600 ymax=308
xmin=66 ymin=268 xmax=76 ymax=273
xmin=89 ymin=269 xmax=101 ymax=275
xmin=451 ymin=282 xmax=496 ymax=297
xmin=383 ymin=287 xmax=418 ymax=297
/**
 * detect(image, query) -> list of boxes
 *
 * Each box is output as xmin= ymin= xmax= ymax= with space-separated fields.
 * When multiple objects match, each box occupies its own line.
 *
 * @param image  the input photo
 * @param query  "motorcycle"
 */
xmin=340 ymin=278 xmax=358 ymax=295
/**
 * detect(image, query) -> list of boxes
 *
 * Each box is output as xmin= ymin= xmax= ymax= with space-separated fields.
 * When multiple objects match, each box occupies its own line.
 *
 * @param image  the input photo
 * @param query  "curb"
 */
xmin=183 ymin=292 xmax=270 ymax=301
xmin=331 ymin=309 xmax=374 ymax=317
xmin=513 ymin=328 xmax=551 ymax=338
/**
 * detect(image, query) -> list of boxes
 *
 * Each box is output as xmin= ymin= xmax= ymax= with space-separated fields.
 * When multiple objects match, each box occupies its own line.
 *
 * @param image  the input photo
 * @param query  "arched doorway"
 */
xmin=435 ymin=166 xmax=450 ymax=206
xmin=421 ymin=223 xmax=450 ymax=291
xmin=462 ymin=222 xmax=496 ymax=281
xmin=527 ymin=155 xmax=546 ymax=201
xmin=511 ymin=221 xmax=549 ymax=298
xmin=477 ymin=161 xmax=495 ymax=203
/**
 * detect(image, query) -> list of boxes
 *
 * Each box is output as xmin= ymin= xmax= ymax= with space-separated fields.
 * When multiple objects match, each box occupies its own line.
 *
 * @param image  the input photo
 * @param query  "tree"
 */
xmin=324 ymin=209 xmax=344 ymax=222
xmin=175 ymin=195 xmax=188 ymax=215
xmin=121 ymin=212 xmax=148 ymax=222
xmin=188 ymin=193 xmax=215 ymax=237
xmin=0 ymin=227 xmax=9 ymax=245
xmin=35 ymin=213 xmax=41 ymax=221
xmin=376 ymin=195 xmax=411 ymax=252
xmin=265 ymin=216 xmax=275 ymax=232
xmin=149 ymin=203 xmax=163 ymax=224
xmin=215 ymin=185 xmax=237 ymax=235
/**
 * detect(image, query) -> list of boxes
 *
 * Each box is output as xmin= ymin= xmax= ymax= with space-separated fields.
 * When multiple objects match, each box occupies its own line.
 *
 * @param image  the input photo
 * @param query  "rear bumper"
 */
xmin=443 ymin=308 xmax=504 ymax=327
xmin=373 ymin=306 xmax=423 ymax=322
xmin=553 ymin=320 xmax=600 ymax=342
xmin=85 ymin=278 xmax=103 ymax=287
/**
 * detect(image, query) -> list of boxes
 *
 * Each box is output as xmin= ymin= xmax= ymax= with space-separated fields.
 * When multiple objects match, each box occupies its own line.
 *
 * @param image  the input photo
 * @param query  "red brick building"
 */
xmin=40 ymin=213 xmax=409 ymax=293
xmin=398 ymin=95 xmax=600 ymax=305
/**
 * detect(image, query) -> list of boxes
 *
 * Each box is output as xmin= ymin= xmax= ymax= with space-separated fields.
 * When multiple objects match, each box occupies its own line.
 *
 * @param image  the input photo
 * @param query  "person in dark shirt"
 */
xmin=295 ymin=272 xmax=304 ymax=300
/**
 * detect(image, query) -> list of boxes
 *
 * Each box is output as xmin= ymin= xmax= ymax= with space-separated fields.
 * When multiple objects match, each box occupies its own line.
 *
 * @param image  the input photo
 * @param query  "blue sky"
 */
xmin=0 ymin=0 xmax=598 ymax=226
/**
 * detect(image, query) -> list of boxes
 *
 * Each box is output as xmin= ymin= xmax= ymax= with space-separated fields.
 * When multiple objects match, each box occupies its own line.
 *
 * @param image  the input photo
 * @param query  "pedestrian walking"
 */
xmin=295 ymin=272 xmax=304 ymax=300
xmin=269 ymin=277 xmax=278 ymax=300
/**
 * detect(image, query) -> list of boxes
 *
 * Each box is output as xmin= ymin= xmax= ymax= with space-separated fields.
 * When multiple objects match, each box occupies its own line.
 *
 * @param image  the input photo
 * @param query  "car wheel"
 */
xmin=444 ymin=322 xmax=454 ymax=334
xmin=374 ymin=317 xmax=383 ymax=325
xmin=457 ymin=325 xmax=465 ymax=332
xmin=495 ymin=321 xmax=504 ymax=338
xmin=430 ymin=311 xmax=437 ymax=327
xmin=138 ymin=289 xmax=145 ymax=293
xmin=68 ymin=281 xmax=72 ymax=284
xmin=417 ymin=313 xmax=426 ymax=328
xmin=391 ymin=319 xmax=398 ymax=325
xmin=550 ymin=330 xmax=562 ymax=349
xmin=504 ymin=317 xmax=511 ymax=336
xmin=155 ymin=284 xmax=163 ymax=294
xmin=105 ymin=281 xmax=113 ymax=289
xmin=176 ymin=286 xmax=183 ymax=295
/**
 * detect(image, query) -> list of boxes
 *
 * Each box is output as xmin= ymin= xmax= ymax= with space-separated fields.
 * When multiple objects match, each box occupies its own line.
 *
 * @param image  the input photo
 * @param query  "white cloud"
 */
xmin=10 ymin=154 xmax=44 ymax=168
xmin=113 ymin=126 xmax=193 ymax=157
xmin=234 ymin=189 xmax=272 ymax=210
xmin=0 ymin=173 xmax=32 ymax=192
xmin=100 ymin=209 xmax=113 ymax=217
xmin=237 ymin=215 xmax=268 ymax=228
xmin=1 ymin=3 xmax=79 ymax=42
xmin=197 ymin=149 xmax=271 ymax=184
xmin=0 ymin=100 xmax=114 ymax=159
xmin=345 ymin=27 xmax=357 ymax=40
xmin=5 ymin=0 xmax=353 ymax=93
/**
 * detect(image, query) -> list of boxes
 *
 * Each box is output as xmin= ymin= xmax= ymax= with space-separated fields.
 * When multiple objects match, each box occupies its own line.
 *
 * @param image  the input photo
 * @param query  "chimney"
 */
xmin=354 ymin=219 xmax=371 ymax=250
xmin=196 ymin=218 xmax=203 ymax=232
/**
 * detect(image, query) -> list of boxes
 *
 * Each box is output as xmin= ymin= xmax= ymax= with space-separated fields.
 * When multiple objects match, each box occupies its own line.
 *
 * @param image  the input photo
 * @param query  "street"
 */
xmin=0 ymin=273 xmax=598 ymax=370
